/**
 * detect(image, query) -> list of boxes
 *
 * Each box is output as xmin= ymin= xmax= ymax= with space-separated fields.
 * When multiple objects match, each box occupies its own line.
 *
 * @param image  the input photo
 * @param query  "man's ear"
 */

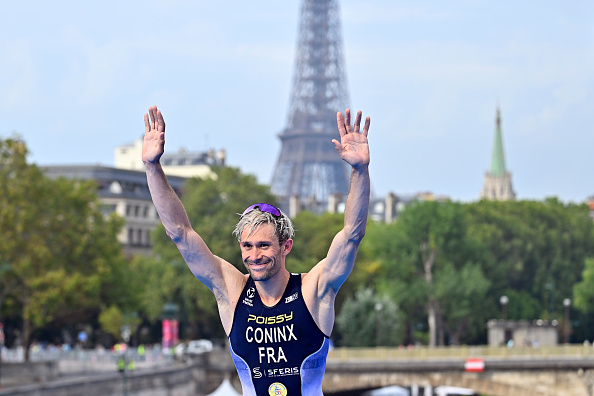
xmin=282 ymin=239 xmax=293 ymax=256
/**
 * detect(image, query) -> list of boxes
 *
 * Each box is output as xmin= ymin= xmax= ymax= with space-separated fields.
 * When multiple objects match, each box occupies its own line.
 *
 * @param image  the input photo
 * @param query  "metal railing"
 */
xmin=1 ymin=346 xmax=174 ymax=364
xmin=4 ymin=343 xmax=594 ymax=364
xmin=328 ymin=344 xmax=594 ymax=361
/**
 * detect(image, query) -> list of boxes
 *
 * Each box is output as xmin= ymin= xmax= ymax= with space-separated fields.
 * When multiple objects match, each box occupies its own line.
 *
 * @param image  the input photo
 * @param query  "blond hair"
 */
xmin=233 ymin=207 xmax=295 ymax=245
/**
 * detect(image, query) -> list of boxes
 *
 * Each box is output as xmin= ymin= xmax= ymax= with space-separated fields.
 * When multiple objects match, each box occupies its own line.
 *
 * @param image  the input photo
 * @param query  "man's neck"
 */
xmin=254 ymin=269 xmax=291 ymax=307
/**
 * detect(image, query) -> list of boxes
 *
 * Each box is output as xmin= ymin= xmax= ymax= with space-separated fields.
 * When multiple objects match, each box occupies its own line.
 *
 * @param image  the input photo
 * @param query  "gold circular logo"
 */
xmin=268 ymin=382 xmax=287 ymax=396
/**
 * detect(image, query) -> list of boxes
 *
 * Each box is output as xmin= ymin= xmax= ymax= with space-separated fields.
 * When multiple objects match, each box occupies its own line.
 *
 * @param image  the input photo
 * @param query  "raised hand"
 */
xmin=142 ymin=105 xmax=166 ymax=164
xmin=333 ymin=109 xmax=371 ymax=169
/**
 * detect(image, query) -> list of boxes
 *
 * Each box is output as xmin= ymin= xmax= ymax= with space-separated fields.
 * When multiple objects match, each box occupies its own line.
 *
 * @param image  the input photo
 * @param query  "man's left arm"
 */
xmin=318 ymin=109 xmax=371 ymax=293
xmin=325 ymin=165 xmax=370 ymax=286
xmin=301 ymin=109 xmax=370 ymax=335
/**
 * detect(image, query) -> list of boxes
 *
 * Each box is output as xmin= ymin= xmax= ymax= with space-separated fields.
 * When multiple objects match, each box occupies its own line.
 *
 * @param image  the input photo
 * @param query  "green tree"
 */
xmin=434 ymin=262 xmax=490 ymax=344
xmin=0 ymin=136 xmax=125 ymax=359
xmin=362 ymin=220 xmax=426 ymax=345
xmin=369 ymin=201 xmax=490 ymax=346
xmin=574 ymin=258 xmax=594 ymax=315
xmin=99 ymin=305 xmax=125 ymax=340
xmin=360 ymin=198 xmax=594 ymax=346
xmin=336 ymin=288 xmax=402 ymax=347
xmin=467 ymin=199 xmax=594 ymax=323
xmin=289 ymin=211 xmax=345 ymax=273
xmin=97 ymin=255 xmax=149 ymax=345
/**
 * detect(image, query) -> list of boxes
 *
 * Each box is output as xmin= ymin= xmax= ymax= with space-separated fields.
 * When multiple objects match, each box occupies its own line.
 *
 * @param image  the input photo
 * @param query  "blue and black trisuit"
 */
xmin=229 ymin=273 xmax=330 ymax=396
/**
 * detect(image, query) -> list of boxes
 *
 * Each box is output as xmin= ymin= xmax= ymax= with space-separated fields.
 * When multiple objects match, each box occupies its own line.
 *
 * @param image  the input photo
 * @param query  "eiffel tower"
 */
xmin=270 ymin=0 xmax=351 ymax=215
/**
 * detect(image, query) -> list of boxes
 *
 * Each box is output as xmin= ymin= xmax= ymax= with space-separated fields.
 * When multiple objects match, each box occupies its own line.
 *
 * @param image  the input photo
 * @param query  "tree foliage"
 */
xmin=357 ymin=198 xmax=594 ymax=347
xmin=573 ymin=258 xmax=594 ymax=314
xmin=467 ymin=199 xmax=594 ymax=322
xmin=336 ymin=288 xmax=402 ymax=347
xmin=366 ymin=201 xmax=489 ymax=346
xmin=0 ymin=136 xmax=126 ymax=358
xmin=289 ymin=211 xmax=344 ymax=273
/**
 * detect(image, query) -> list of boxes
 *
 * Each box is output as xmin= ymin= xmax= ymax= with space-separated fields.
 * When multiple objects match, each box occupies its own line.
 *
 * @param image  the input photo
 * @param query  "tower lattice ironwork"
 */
xmin=270 ymin=0 xmax=351 ymax=214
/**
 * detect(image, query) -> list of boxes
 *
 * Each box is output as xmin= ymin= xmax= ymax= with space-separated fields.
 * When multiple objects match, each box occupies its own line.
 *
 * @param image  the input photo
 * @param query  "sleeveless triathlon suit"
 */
xmin=229 ymin=273 xmax=330 ymax=396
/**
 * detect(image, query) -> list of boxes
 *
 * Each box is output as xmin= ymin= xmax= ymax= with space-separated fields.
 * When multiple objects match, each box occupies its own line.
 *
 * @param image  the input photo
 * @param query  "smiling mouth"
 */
xmin=246 ymin=259 xmax=271 ymax=270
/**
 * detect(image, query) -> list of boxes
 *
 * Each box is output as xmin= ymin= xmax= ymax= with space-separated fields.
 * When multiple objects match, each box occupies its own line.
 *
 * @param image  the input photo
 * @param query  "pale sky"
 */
xmin=2 ymin=1 xmax=593 ymax=203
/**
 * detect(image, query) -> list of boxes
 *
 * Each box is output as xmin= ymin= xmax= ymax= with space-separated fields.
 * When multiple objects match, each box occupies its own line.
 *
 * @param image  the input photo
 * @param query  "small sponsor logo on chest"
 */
xmin=285 ymin=292 xmax=298 ymax=304
xmin=242 ymin=287 xmax=256 ymax=306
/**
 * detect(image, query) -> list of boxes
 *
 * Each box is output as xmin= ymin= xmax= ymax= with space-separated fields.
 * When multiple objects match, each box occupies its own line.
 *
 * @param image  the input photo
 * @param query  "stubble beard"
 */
xmin=244 ymin=256 xmax=280 ymax=282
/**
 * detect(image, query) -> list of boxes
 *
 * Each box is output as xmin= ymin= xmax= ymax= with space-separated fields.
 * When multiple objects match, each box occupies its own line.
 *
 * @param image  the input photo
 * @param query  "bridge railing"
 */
xmin=328 ymin=344 xmax=594 ymax=361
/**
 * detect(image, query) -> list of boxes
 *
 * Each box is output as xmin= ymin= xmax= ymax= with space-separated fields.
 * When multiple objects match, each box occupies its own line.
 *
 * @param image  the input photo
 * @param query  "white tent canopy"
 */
xmin=207 ymin=378 xmax=242 ymax=396
xmin=362 ymin=385 xmax=410 ymax=396
xmin=434 ymin=386 xmax=476 ymax=396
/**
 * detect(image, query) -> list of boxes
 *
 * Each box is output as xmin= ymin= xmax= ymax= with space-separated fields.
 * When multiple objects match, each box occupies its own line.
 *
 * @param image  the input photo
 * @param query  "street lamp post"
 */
xmin=499 ymin=295 xmax=509 ymax=322
xmin=120 ymin=325 xmax=131 ymax=396
xmin=563 ymin=298 xmax=571 ymax=344
xmin=0 ymin=263 xmax=11 ymax=390
xmin=375 ymin=302 xmax=383 ymax=347
xmin=545 ymin=282 xmax=555 ymax=320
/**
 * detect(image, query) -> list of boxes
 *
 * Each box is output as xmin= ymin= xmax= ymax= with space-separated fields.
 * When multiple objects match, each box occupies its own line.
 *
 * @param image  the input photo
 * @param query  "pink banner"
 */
xmin=162 ymin=319 xmax=179 ymax=348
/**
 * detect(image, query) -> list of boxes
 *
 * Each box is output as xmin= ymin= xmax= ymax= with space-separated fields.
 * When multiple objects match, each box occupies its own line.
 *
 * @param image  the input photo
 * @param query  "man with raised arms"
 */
xmin=142 ymin=105 xmax=370 ymax=396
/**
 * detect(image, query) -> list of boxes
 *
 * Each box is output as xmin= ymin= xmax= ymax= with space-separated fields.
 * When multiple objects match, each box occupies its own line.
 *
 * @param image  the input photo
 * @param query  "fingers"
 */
xmin=147 ymin=105 xmax=165 ymax=133
xmin=336 ymin=112 xmax=347 ymax=137
xmin=157 ymin=109 xmax=165 ymax=132
xmin=144 ymin=113 xmax=150 ymax=134
xmin=354 ymin=110 xmax=362 ymax=134
xmin=338 ymin=108 xmax=369 ymax=136
xmin=336 ymin=109 xmax=353 ymax=136
xmin=363 ymin=116 xmax=371 ymax=137
xmin=345 ymin=108 xmax=352 ymax=133
xmin=331 ymin=139 xmax=343 ymax=154
xmin=148 ymin=106 xmax=157 ymax=129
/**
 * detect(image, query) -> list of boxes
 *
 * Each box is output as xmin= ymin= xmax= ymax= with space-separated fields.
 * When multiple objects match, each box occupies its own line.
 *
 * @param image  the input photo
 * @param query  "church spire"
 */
xmin=480 ymin=106 xmax=516 ymax=201
xmin=489 ymin=107 xmax=507 ymax=177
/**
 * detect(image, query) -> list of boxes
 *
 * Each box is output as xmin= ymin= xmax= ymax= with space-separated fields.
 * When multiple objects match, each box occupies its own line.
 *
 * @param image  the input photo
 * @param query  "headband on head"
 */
xmin=242 ymin=203 xmax=281 ymax=217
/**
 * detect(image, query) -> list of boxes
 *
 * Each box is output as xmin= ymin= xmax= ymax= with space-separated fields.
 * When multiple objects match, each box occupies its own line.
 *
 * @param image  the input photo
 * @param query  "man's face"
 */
xmin=240 ymin=223 xmax=291 ymax=282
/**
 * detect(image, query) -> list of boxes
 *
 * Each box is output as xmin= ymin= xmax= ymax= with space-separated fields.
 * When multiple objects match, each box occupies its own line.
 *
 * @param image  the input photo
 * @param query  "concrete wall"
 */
xmin=323 ymin=359 xmax=594 ymax=396
xmin=0 ymin=351 xmax=242 ymax=396
xmin=6 ymin=352 xmax=594 ymax=396
xmin=324 ymin=369 xmax=594 ymax=396
xmin=2 ymin=361 xmax=60 ymax=387
xmin=0 ymin=363 xmax=203 ymax=396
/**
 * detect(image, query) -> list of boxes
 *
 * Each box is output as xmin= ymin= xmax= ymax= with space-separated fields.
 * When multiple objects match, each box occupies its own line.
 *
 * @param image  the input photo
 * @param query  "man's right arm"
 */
xmin=144 ymin=161 xmax=219 ymax=281
xmin=142 ymin=106 xmax=245 ymax=329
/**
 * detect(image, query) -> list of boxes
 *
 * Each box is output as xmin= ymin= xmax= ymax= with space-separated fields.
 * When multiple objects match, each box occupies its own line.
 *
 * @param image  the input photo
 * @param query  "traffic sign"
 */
xmin=464 ymin=358 xmax=485 ymax=372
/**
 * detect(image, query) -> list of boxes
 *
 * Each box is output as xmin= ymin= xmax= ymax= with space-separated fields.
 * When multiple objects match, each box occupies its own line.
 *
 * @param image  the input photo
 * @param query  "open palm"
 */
xmin=142 ymin=105 xmax=166 ymax=164
xmin=333 ymin=109 xmax=371 ymax=168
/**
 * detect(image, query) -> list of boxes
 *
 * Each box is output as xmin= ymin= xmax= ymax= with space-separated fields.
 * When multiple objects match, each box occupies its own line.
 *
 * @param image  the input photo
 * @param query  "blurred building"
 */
xmin=33 ymin=139 xmax=229 ymax=257
xmin=115 ymin=137 xmax=225 ymax=178
xmin=42 ymin=165 xmax=186 ymax=257
xmin=487 ymin=319 xmax=559 ymax=347
xmin=288 ymin=190 xmax=449 ymax=223
xmin=43 ymin=136 xmax=227 ymax=256
xmin=480 ymin=107 xmax=516 ymax=201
